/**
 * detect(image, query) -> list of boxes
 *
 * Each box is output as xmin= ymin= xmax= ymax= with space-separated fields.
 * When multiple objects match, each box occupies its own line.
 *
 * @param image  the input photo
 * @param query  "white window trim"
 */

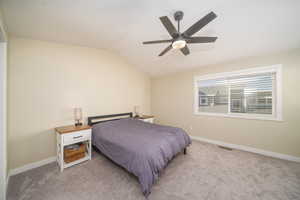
xmin=194 ymin=64 xmax=283 ymax=121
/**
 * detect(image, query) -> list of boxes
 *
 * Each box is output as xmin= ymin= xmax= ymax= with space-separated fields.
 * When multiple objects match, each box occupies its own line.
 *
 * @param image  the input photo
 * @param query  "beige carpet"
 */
xmin=7 ymin=141 xmax=300 ymax=200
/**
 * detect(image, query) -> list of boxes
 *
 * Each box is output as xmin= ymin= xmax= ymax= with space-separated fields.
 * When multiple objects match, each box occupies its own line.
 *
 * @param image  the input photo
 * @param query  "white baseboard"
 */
xmin=6 ymin=174 xmax=9 ymax=186
xmin=6 ymin=173 xmax=10 ymax=198
xmin=9 ymin=156 xmax=56 ymax=177
xmin=190 ymin=136 xmax=300 ymax=163
xmin=6 ymin=137 xmax=300 ymax=179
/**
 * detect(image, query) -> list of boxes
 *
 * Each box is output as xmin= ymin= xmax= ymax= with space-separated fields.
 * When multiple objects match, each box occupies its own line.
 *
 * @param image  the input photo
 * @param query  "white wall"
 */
xmin=0 ymin=11 xmax=7 ymax=200
xmin=0 ymin=42 xmax=7 ymax=200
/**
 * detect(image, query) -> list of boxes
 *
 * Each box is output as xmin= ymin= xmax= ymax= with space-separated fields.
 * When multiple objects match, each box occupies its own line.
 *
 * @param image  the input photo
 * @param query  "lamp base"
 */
xmin=75 ymin=122 xmax=83 ymax=127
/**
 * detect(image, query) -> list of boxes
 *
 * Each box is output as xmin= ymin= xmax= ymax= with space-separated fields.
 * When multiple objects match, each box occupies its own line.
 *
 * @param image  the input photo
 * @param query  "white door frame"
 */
xmin=0 ymin=17 xmax=7 ymax=200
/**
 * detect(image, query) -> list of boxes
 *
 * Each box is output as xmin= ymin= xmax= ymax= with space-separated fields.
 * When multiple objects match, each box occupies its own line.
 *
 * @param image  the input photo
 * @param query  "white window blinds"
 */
xmin=195 ymin=65 xmax=282 ymax=120
xmin=227 ymin=73 xmax=275 ymax=114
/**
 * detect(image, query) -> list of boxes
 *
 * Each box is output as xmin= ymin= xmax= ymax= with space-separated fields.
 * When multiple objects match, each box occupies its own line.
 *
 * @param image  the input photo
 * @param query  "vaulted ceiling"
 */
xmin=1 ymin=0 xmax=300 ymax=76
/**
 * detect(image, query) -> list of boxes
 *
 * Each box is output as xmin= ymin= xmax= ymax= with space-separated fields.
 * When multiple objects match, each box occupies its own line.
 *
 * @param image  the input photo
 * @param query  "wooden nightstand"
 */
xmin=136 ymin=115 xmax=154 ymax=123
xmin=55 ymin=125 xmax=92 ymax=172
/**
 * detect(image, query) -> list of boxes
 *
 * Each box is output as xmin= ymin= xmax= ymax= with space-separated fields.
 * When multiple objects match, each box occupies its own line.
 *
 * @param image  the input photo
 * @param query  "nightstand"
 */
xmin=137 ymin=115 xmax=154 ymax=123
xmin=55 ymin=125 xmax=92 ymax=172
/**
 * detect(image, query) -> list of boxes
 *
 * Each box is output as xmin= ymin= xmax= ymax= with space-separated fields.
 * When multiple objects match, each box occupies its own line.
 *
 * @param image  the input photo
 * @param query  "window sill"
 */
xmin=194 ymin=112 xmax=283 ymax=122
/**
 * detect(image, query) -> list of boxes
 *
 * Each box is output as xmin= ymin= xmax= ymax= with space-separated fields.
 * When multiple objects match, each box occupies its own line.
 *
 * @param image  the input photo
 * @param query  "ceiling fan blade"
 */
xmin=186 ymin=36 xmax=217 ymax=43
xmin=159 ymin=16 xmax=178 ymax=38
xmin=143 ymin=39 xmax=173 ymax=44
xmin=180 ymin=45 xmax=190 ymax=56
xmin=183 ymin=12 xmax=217 ymax=37
xmin=158 ymin=45 xmax=172 ymax=56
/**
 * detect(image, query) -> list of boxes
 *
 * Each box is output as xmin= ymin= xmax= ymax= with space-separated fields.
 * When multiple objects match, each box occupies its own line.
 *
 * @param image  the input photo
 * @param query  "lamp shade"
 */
xmin=74 ymin=108 xmax=82 ymax=121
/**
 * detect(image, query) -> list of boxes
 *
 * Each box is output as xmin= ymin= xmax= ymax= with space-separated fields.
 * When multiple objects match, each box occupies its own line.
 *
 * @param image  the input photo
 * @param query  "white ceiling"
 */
xmin=1 ymin=0 xmax=300 ymax=76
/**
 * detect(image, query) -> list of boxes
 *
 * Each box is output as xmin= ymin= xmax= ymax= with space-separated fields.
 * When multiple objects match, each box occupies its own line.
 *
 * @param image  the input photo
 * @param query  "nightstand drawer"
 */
xmin=63 ymin=129 xmax=91 ymax=145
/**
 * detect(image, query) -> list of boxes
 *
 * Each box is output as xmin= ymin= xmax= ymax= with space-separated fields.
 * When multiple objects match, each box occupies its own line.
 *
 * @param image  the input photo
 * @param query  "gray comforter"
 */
xmin=92 ymin=118 xmax=191 ymax=197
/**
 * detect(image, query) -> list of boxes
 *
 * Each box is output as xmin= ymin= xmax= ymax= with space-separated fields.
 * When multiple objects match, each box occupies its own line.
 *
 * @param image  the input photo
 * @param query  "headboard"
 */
xmin=88 ymin=112 xmax=133 ymax=126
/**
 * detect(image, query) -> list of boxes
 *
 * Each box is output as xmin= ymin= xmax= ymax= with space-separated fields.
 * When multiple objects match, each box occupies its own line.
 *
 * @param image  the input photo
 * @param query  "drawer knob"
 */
xmin=73 ymin=136 xmax=83 ymax=139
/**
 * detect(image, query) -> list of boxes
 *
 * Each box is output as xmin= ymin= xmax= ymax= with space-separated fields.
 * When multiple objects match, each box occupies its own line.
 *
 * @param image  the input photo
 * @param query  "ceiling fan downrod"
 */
xmin=174 ymin=11 xmax=184 ymax=33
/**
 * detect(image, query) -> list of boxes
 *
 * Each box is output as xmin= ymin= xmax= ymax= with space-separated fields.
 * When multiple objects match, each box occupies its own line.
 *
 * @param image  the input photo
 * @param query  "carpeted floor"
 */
xmin=7 ymin=141 xmax=300 ymax=200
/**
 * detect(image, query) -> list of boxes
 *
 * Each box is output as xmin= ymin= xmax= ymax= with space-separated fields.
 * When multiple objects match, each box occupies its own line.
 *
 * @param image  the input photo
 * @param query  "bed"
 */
xmin=88 ymin=113 xmax=191 ymax=197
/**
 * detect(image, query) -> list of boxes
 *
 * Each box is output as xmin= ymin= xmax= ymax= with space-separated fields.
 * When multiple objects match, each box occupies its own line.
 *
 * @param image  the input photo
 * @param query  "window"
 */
xmin=194 ymin=65 xmax=282 ymax=121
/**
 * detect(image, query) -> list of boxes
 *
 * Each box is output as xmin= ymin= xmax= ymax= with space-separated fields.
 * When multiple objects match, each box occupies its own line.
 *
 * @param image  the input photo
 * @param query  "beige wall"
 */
xmin=8 ymin=36 xmax=151 ymax=170
xmin=152 ymin=49 xmax=300 ymax=157
xmin=7 ymin=35 xmax=300 ymax=171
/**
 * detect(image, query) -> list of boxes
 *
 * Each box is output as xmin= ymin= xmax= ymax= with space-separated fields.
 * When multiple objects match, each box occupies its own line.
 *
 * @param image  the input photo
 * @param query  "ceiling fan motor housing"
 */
xmin=174 ymin=11 xmax=184 ymax=21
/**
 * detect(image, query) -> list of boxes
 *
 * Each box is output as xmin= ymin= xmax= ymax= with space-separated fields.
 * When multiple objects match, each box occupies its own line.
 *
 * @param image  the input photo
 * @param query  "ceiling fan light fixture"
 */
xmin=172 ymin=40 xmax=186 ymax=49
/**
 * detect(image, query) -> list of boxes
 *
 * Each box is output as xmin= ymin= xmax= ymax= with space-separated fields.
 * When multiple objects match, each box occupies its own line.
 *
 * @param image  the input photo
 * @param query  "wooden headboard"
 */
xmin=87 ymin=112 xmax=133 ymax=126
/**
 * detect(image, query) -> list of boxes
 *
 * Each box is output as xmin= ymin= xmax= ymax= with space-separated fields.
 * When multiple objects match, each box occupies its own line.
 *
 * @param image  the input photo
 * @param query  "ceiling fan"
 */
xmin=143 ymin=11 xmax=217 ymax=56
